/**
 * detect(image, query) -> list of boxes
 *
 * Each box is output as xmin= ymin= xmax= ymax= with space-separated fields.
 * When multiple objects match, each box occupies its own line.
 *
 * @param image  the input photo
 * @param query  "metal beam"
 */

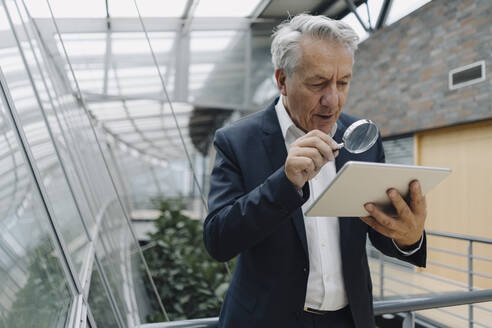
xmin=99 ymin=113 xmax=190 ymax=122
xmin=312 ymin=0 xmax=342 ymax=16
xmin=182 ymin=0 xmax=197 ymax=18
xmin=83 ymin=92 xmax=254 ymax=112
xmin=344 ymin=0 xmax=373 ymax=32
xmin=181 ymin=0 xmax=200 ymax=34
xmin=174 ymin=32 xmax=190 ymax=102
xmin=33 ymin=17 xmax=275 ymax=34
xmin=312 ymin=0 xmax=369 ymax=18
xmin=250 ymin=0 xmax=272 ymax=19
xmin=375 ymin=0 xmax=393 ymax=30
xmin=83 ymin=92 xmax=166 ymax=103
xmin=102 ymin=27 xmax=112 ymax=94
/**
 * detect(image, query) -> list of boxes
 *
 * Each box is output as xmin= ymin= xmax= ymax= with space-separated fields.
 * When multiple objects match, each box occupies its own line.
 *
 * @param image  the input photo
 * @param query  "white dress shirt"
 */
xmin=275 ymin=97 xmax=348 ymax=311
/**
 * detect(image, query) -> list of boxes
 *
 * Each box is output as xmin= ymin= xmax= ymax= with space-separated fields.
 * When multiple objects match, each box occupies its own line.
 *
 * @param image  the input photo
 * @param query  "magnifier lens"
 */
xmin=343 ymin=120 xmax=379 ymax=154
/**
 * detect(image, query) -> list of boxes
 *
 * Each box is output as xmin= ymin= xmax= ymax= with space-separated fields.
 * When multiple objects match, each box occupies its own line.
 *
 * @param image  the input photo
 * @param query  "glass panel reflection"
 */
xmin=1 ymin=1 xmax=91 ymax=275
xmin=88 ymin=262 xmax=120 ymax=328
xmin=2 ymin=0 xmax=170 ymax=326
xmin=250 ymin=29 xmax=276 ymax=107
xmin=0 ymin=91 xmax=72 ymax=328
xmin=189 ymin=30 xmax=247 ymax=105
xmin=93 ymin=199 xmax=157 ymax=325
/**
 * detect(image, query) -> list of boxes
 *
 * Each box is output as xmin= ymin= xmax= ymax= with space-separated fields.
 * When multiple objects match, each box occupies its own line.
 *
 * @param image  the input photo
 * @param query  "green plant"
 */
xmin=2 ymin=238 xmax=71 ymax=328
xmin=143 ymin=199 xmax=232 ymax=322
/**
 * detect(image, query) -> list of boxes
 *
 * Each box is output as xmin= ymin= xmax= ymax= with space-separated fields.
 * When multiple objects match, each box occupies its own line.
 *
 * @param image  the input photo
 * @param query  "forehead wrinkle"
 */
xmin=296 ymin=37 xmax=352 ymax=80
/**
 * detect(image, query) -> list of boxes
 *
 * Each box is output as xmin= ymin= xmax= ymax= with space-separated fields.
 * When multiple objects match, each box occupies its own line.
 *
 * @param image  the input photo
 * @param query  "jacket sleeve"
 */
xmin=203 ymin=129 xmax=309 ymax=262
xmin=366 ymin=136 xmax=427 ymax=267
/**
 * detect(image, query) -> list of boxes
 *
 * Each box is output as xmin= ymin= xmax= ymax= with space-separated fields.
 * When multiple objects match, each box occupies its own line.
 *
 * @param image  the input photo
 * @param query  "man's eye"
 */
xmin=312 ymin=82 xmax=324 ymax=87
xmin=338 ymin=81 xmax=348 ymax=86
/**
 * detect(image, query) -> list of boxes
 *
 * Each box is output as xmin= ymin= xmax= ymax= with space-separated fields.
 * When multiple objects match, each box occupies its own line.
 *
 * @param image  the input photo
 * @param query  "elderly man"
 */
xmin=204 ymin=14 xmax=426 ymax=328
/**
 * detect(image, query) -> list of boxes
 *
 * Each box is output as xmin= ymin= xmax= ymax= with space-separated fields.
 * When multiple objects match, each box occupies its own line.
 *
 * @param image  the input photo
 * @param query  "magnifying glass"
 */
xmin=336 ymin=119 xmax=379 ymax=154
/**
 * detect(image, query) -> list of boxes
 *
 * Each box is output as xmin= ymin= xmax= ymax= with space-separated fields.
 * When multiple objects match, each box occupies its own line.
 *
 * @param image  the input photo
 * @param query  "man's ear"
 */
xmin=274 ymin=69 xmax=288 ymax=96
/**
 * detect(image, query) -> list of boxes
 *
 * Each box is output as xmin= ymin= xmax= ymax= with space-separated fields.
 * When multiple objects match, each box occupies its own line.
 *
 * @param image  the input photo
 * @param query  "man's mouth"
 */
xmin=316 ymin=114 xmax=334 ymax=120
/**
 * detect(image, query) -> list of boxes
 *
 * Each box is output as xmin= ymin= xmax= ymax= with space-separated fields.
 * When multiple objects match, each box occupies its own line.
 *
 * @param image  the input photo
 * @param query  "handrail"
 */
xmin=136 ymin=317 xmax=218 ymax=328
xmin=135 ymin=290 xmax=492 ymax=328
xmin=427 ymin=230 xmax=492 ymax=244
xmin=373 ymin=289 xmax=492 ymax=315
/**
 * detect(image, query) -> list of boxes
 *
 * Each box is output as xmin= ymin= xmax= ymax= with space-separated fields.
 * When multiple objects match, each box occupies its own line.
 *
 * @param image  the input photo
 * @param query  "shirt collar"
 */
xmin=275 ymin=95 xmax=338 ymax=143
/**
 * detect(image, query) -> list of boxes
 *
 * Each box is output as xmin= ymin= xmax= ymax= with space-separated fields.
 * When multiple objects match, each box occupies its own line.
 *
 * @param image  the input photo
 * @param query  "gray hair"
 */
xmin=271 ymin=14 xmax=359 ymax=76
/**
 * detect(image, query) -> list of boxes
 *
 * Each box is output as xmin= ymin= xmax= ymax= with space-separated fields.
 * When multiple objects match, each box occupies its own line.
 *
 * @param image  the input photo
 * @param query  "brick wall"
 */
xmin=345 ymin=0 xmax=492 ymax=137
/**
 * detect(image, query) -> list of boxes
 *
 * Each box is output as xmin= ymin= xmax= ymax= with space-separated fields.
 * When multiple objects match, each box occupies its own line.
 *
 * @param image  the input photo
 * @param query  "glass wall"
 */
xmin=0 ymin=97 xmax=73 ymax=328
xmin=0 ymin=0 xmax=164 ymax=327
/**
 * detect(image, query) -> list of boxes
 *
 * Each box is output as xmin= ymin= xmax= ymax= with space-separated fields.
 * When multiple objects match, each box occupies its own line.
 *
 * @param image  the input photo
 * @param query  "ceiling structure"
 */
xmin=22 ymin=0 xmax=407 ymax=160
xmin=1 ymin=0 xmax=433 ymax=184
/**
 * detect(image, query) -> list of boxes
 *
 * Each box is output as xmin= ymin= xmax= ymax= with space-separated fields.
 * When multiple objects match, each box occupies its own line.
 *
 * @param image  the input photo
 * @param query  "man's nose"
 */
xmin=320 ymin=85 xmax=339 ymax=108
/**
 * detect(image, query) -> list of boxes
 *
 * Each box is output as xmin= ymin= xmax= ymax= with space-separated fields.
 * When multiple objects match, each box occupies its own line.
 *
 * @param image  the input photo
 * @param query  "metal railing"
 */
xmin=370 ymin=230 xmax=492 ymax=328
xmin=135 ymin=290 xmax=492 ymax=328
xmin=136 ymin=230 xmax=492 ymax=328
xmin=131 ymin=205 xmax=492 ymax=328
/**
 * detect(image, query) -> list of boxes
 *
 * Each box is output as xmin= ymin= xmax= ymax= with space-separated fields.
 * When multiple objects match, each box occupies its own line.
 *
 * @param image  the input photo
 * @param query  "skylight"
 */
xmin=385 ymin=0 xmax=432 ymax=26
xmin=341 ymin=13 xmax=369 ymax=43
xmin=194 ymin=0 xmax=262 ymax=17
xmin=109 ymin=0 xmax=187 ymax=17
xmin=341 ymin=0 xmax=384 ymax=43
xmin=24 ymin=0 xmax=106 ymax=18
xmin=22 ymin=0 xmax=187 ymax=18
xmin=341 ymin=0 xmax=433 ymax=43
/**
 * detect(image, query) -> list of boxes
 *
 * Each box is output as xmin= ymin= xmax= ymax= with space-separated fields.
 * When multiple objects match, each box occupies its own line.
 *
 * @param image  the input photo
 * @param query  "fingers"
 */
xmin=293 ymin=130 xmax=338 ymax=162
xmin=364 ymin=203 xmax=398 ymax=231
xmin=362 ymin=181 xmax=427 ymax=246
xmin=289 ymin=147 xmax=325 ymax=171
xmin=409 ymin=180 xmax=427 ymax=217
xmin=360 ymin=216 xmax=395 ymax=238
xmin=288 ymin=156 xmax=315 ymax=173
xmin=385 ymin=182 xmax=427 ymax=221
xmin=387 ymin=188 xmax=412 ymax=220
xmin=307 ymin=129 xmax=338 ymax=148
xmin=285 ymin=129 xmax=339 ymax=189
xmin=294 ymin=137 xmax=334 ymax=161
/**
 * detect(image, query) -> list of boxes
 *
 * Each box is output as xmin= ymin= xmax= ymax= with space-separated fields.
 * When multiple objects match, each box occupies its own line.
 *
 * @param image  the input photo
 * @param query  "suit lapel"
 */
xmin=260 ymin=101 xmax=287 ymax=174
xmin=261 ymin=100 xmax=309 ymax=259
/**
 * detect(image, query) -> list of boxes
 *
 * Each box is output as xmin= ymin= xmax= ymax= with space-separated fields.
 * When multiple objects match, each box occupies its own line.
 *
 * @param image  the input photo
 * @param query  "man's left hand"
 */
xmin=360 ymin=180 xmax=426 ymax=247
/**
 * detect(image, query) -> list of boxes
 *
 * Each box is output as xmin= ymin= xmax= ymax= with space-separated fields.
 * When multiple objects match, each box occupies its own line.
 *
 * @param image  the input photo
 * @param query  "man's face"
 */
xmin=275 ymin=36 xmax=353 ymax=135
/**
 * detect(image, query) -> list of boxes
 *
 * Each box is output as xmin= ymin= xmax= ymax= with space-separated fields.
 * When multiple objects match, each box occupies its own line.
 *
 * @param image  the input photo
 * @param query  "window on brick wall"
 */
xmin=449 ymin=60 xmax=486 ymax=90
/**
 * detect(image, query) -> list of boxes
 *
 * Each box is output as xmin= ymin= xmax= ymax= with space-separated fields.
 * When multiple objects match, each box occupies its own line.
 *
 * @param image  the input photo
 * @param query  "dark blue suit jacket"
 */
xmin=204 ymin=98 xmax=426 ymax=328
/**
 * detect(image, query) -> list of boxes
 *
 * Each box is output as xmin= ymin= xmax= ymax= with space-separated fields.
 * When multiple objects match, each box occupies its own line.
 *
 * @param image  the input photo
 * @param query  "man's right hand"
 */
xmin=285 ymin=129 xmax=340 ymax=190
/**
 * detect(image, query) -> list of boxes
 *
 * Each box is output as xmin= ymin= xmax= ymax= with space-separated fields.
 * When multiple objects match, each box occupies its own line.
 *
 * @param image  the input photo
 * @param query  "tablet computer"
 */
xmin=305 ymin=161 xmax=451 ymax=217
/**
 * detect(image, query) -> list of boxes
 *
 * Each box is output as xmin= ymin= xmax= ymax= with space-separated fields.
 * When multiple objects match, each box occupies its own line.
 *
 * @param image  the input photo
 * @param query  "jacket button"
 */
xmin=303 ymin=268 xmax=307 ymax=273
